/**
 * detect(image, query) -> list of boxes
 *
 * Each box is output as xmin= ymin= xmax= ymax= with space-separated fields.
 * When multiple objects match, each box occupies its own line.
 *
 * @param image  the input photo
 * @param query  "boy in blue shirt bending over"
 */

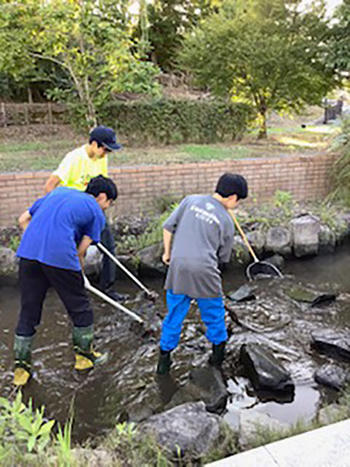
xmin=157 ymin=173 xmax=248 ymax=374
xmin=14 ymin=175 xmax=118 ymax=386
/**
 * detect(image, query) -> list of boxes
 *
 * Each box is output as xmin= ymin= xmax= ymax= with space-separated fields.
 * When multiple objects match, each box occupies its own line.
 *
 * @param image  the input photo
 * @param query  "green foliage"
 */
xmin=56 ymin=418 xmax=73 ymax=467
xmin=102 ymin=422 xmax=171 ymax=466
xmin=144 ymin=0 xmax=221 ymax=71
xmin=179 ymin=0 xmax=338 ymax=138
xmin=117 ymin=204 xmax=178 ymax=255
xmin=327 ymin=0 xmax=350 ymax=74
xmin=0 ymin=391 xmax=55 ymax=463
xmin=0 ymin=0 xmax=160 ymax=124
xmin=247 ymin=418 xmax=322 ymax=450
xmin=99 ymin=98 xmax=254 ymax=145
xmin=274 ymin=190 xmax=294 ymax=218
xmin=329 ymin=117 xmax=350 ymax=205
xmin=8 ymin=235 xmax=20 ymax=252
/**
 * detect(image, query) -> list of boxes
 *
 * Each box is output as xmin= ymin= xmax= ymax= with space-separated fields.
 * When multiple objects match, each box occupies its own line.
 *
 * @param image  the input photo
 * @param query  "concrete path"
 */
xmin=206 ymin=419 xmax=350 ymax=467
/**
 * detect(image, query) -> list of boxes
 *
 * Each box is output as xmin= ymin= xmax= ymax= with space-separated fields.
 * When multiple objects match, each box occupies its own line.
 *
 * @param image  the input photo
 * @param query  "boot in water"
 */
xmin=156 ymin=349 xmax=172 ymax=375
xmin=73 ymin=325 xmax=108 ymax=371
xmin=13 ymin=335 xmax=33 ymax=386
xmin=208 ymin=341 xmax=226 ymax=367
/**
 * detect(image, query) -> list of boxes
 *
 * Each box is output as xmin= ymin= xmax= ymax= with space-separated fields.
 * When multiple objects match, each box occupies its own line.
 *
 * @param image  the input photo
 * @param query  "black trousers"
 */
xmin=99 ymin=221 xmax=117 ymax=290
xmin=16 ymin=259 xmax=93 ymax=337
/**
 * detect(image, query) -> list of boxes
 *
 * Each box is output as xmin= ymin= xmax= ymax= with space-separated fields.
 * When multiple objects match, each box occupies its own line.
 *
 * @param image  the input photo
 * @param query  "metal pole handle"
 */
xmin=228 ymin=210 xmax=259 ymax=263
xmin=97 ymin=242 xmax=152 ymax=296
xmin=84 ymin=275 xmax=144 ymax=324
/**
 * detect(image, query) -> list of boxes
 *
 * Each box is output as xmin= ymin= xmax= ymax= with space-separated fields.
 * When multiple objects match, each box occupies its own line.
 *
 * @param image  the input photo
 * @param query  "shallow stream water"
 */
xmin=1 ymin=245 xmax=350 ymax=441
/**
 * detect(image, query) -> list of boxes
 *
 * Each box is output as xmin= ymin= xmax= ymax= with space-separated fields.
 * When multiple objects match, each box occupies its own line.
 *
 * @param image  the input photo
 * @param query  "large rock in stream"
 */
xmin=311 ymin=330 xmax=350 ymax=362
xmin=0 ymin=246 xmax=18 ymax=283
xmin=165 ymin=366 xmax=229 ymax=414
xmin=314 ymin=363 xmax=350 ymax=391
xmin=240 ymin=344 xmax=294 ymax=393
xmin=265 ymin=227 xmax=292 ymax=256
xmin=290 ymin=214 xmax=320 ymax=257
xmin=138 ymin=242 xmax=166 ymax=277
xmin=140 ymin=401 xmax=221 ymax=456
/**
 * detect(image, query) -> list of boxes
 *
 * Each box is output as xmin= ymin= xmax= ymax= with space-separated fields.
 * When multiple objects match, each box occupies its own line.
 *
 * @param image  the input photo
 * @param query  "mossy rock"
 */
xmin=285 ymin=286 xmax=317 ymax=303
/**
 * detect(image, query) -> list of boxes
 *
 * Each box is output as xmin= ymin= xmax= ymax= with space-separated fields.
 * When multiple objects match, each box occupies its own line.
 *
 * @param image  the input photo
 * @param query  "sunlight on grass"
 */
xmin=304 ymin=125 xmax=340 ymax=134
xmin=276 ymin=136 xmax=326 ymax=148
xmin=182 ymin=144 xmax=251 ymax=160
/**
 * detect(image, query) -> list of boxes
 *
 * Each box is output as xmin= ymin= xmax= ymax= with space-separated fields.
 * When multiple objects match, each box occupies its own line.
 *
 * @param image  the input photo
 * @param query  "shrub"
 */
xmin=96 ymin=99 xmax=254 ymax=145
xmin=329 ymin=116 xmax=350 ymax=205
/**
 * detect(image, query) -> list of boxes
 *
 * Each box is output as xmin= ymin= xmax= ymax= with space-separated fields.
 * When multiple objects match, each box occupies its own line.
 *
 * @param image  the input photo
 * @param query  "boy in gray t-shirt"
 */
xmin=157 ymin=173 xmax=248 ymax=374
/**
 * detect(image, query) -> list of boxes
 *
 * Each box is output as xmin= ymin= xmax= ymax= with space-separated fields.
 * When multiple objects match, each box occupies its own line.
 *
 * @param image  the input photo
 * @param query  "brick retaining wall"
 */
xmin=0 ymin=153 xmax=337 ymax=228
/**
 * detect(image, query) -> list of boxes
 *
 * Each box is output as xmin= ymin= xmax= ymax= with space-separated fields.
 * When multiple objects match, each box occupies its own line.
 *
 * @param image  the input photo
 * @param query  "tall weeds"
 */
xmin=329 ymin=117 xmax=350 ymax=205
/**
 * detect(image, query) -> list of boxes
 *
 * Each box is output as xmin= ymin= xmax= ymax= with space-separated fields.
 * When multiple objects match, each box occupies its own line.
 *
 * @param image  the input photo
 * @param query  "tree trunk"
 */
xmin=27 ymin=86 xmax=33 ymax=104
xmin=258 ymin=109 xmax=267 ymax=139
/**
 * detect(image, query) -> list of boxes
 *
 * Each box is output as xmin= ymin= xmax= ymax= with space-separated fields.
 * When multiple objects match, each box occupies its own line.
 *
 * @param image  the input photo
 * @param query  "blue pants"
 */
xmin=160 ymin=290 xmax=227 ymax=352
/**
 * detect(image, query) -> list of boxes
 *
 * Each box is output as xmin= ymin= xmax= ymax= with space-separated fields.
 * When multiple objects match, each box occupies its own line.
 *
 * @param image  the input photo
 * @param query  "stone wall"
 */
xmin=0 ymin=153 xmax=337 ymax=228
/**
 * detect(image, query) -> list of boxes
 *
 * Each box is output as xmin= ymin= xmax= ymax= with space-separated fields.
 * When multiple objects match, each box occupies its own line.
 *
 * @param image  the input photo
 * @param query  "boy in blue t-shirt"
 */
xmin=13 ymin=175 xmax=118 ymax=386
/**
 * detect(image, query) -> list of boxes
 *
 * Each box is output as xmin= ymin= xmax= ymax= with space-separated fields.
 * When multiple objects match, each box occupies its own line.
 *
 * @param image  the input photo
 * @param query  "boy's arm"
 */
xmin=44 ymin=151 xmax=75 ymax=193
xmin=217 ymin=217 xmax=235 ymax=264
xmin=77 ymin=235 xmax=93 ymax=270
xmin=44 ymin=175 xmax=61 ymax=193
xmin=162 ymin=228 xmax=173 ymax=265
xmin=18 ymin=210 xmax=32 ymax=231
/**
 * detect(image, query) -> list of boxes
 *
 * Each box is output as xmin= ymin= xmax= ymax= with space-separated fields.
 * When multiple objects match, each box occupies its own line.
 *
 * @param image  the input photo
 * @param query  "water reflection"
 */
xmin=1 ymin=245 xmax=350 ymax=440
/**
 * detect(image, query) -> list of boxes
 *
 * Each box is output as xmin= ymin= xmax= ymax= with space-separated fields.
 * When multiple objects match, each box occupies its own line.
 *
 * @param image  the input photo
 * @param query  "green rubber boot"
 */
xmin=208 ymin=341 xmax=226 ymax=367
xmin=13 ymin=335 xmax=33 ymax=386
xmin=156 ymin=349 xmax=172 ymax=375
xmin=72 ymin=325 xmax=108 ymax=371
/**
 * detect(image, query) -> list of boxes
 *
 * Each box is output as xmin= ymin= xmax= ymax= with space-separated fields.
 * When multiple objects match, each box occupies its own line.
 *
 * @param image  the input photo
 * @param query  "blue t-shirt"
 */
xmin=17 ymin=187 xmax=105 ymax=271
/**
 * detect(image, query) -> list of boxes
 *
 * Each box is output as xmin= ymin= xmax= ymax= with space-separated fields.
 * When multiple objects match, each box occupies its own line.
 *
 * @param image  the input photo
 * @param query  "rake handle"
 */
xmin=97 ymin=242 xmax=152 ymax=296
xmin=84 ymin=275 xmax=144 ymax=324
xmin=228 ymin=210 xmax=259 ymax=263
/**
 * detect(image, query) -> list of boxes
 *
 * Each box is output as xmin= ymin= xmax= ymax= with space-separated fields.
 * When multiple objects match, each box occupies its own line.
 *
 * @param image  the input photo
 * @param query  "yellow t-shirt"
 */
xmin=53 ymin=145 xmax=108 ymax=191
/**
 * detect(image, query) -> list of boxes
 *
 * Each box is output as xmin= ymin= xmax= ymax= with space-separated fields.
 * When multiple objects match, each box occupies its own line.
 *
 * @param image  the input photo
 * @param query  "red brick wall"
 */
xmin=0 ymin=153 xmax=337 ymax=228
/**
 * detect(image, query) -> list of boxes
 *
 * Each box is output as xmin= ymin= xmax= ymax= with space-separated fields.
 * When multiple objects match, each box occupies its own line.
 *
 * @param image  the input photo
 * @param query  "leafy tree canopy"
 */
xmin=179 ymin=0 xmax=339 ymax=137
xmin=0 ymin=0 xmax=160 ymax=125
xmin=328 ymin=0 xmax=350 ymax=77
xmin=144 ymin=0 xmax=221 ymax=71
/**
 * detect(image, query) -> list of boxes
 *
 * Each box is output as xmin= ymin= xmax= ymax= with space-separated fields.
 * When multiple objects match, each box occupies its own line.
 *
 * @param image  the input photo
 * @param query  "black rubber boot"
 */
xmin=104 ymin=288 xmax=129 ymax=303
xmin=208 ymin=341 xmax=226 ymax=367
xmin=156 ymin=349 xmax=172 ymax=375
xmin=73 ymin=325 xmax=108 ymax=370
xmin=13 ymin=335 xmax=33 ymax=386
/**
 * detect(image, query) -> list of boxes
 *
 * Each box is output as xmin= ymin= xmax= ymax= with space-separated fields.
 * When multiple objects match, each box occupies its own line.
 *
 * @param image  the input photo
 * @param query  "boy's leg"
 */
xmin=42 ymin=265 xmax=107 ymax=370
xmin=196 ymin=296 xmax=227 ymax=366
xmin=157 ymin=290 xmax=191 ymax=374
xmin=160 ymin=290 xmax=192 ymax=351
xmin=14 ymin=259 xmax=50 ymax=385
xmin=99 ymin=221 xmax=116 ymax=290
xmin=98 ymin=221 xmax=128 ymax=302
xmin=16 ymin=259 xmax=50 ymax=337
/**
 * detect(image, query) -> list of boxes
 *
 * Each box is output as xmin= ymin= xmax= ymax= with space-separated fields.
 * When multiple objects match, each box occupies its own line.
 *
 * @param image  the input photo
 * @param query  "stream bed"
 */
xmin=1 ymin=245 xmax=350 ymax=442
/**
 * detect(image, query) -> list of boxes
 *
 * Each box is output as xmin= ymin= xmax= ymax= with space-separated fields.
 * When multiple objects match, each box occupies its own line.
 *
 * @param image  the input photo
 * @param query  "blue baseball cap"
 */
xmin=89 ymin=125 xmax=122 ymax=151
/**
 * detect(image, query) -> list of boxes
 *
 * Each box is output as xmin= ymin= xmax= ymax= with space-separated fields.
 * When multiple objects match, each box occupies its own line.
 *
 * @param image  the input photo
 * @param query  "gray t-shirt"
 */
xmin=163 ymin=194 xmax=235 ymax=298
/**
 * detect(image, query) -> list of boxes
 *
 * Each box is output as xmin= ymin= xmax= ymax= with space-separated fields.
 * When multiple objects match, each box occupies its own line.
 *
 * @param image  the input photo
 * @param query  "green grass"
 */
xmin=181 ymin=144 xmax=252 ymax=160
xmin=0 ymin=118 xmax=340 ymax=173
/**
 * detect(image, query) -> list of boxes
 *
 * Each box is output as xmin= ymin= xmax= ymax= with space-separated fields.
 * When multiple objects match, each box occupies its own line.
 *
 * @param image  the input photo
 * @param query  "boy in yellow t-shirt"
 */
xmin=44 ymin=126 xmax=127 ymax=302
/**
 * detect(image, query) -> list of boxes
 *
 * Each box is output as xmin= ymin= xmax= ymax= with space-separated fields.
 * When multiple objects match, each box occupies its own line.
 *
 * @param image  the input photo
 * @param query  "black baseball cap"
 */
xmin=89 ymin=125 xmax=122 ymax=151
